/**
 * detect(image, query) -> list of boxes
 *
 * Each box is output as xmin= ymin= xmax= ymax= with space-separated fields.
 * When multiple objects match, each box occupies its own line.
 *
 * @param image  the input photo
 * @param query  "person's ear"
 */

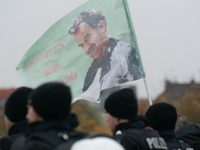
xmin=98 ymin=21 xmax=106 ymax=32
xmin=117 ymin=118 xmax=120 ymax=123
xmin=4 ymin=115 xmax=15 ymax=132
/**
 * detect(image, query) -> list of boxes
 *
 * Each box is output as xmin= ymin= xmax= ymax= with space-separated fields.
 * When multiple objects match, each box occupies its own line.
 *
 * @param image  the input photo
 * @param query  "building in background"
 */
xmin=0 ymin=88 xmax=16 ymax=113
xmin=156 ymin=80 xmax=200 ymax=101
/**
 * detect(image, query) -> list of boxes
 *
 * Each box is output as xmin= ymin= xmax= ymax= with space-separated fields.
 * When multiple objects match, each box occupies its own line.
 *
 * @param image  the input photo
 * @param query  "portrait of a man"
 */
xmin=68 ymin=9 xmax=144 ymax=98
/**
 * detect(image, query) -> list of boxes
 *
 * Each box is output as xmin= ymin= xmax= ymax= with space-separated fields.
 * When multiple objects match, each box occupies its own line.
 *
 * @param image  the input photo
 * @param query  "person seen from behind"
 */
xmin=19 ymin=82 xmax=87 ymax=150
xmin=145 ymin=102 xmax=194 ymax=150
xmin=0 ymin=87 xmax=32 ymax=150
xmin=175 ymin=115 xmax=190 ymax=132
xmin=104 ymin=88 xmax=168 ymax=150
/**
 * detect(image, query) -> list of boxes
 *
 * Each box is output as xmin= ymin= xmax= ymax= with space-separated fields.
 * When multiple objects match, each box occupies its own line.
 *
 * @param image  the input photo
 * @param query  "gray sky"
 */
xmin=0 ymin=0 xmax=200 ymax=100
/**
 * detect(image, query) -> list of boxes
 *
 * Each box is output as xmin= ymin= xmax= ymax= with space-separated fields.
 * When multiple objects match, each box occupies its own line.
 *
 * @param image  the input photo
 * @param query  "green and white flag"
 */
xmin=16 ymin=0 xmax=145 ymax=103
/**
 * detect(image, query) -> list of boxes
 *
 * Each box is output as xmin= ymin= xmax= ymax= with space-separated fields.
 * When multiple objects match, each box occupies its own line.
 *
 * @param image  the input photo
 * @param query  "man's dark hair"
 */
xmin=175 ymin=115 xmax=190 ymax=132
xmin=68 ymin=9 xmax=106 ymax=35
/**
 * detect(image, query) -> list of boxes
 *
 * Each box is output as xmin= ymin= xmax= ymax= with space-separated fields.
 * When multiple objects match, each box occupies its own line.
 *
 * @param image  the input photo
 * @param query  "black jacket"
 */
xmin=158 ymin=129 xmax=193 ymax=150
xmin=0 ymin=119 xmax=30 ymax=150
xmin=21 ymin=120 xmax=87 ymax=150
xmin=113 ymin=115 xmax=168 ymax=150
xmin=175 ymin=123 xmax=200 ymax=150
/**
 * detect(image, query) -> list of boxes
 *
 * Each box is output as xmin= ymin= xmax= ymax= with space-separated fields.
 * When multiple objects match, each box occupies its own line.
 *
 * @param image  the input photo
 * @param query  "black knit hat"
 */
xmin=29 ymin=82 xmax=71 ymax=120
xmin=104 ymin=88 xmax=138 ymax=119
xmin=145 ymin=102 xmax=177 ymax=131
xmin=5 ymin=87 xmax=33 ymax=122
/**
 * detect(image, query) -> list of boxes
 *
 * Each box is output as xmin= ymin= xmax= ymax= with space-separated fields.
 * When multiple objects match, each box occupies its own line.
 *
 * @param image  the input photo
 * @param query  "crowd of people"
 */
xmin=0 ymin=82 xmax=199 ymax=150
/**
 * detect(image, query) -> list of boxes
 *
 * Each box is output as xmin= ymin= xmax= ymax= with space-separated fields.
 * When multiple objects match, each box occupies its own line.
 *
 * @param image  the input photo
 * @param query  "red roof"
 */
xmin=0 ymin=88 xmax=17 ymax=111
xmin=0 ymin=88 xmax=16 ymax=99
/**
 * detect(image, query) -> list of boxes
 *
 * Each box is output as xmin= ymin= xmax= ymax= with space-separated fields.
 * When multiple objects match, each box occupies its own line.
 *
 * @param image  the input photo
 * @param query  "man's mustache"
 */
xmin=86 ymin=44 xmax=96 ymax=55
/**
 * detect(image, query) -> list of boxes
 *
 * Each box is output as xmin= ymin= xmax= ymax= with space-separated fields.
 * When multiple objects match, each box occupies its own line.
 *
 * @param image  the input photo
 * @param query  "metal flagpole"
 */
xmin=143 ymin=77 xmax=153 ymax=106
xmin=123 ymin=0 xmax=152 ymax=106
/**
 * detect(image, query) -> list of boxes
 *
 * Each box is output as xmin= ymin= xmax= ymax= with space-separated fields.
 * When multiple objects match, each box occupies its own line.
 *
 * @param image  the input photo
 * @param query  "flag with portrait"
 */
xmin=16 ymin=0 xmax=145 ymax=103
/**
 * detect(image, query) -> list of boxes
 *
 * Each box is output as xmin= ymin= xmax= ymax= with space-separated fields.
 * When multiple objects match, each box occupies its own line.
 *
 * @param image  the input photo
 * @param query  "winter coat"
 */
xmin=0 ymin=119 xmax=30 ymax=150
xmin=113 ymin=115 xmax=168 ymax=150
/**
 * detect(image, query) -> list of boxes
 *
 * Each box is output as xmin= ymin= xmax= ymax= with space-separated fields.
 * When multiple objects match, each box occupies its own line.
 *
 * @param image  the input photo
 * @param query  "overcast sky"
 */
xmin=0 ymin=0 xmax=200 ymax=100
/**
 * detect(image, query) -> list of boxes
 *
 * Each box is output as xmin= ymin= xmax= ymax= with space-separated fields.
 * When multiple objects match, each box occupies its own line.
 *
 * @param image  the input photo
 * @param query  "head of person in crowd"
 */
xmin=104 ymin=88 xmax=138 ymax=132
xmin=145 ymin=102 xmax=177 ymax=132
xmin=71 ymin=136 xmax=125 ymax=150
xmin=68 ymin=9 xmax=110 ymax=59
xmin=175 ymin=115 xmax=190 ymax=132
xmin=4 ymin=87 xmax=33 ymax=132
xmin=26 ymin=82 xmax=72 ymax=124
xmin=176 ymin=123 xmax=200 ymax=150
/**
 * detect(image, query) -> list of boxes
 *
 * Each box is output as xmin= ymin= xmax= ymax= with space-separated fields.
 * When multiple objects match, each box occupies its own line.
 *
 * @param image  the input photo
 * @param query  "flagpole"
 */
xmin=123 ymin=0 xmax=152 ymax=105
xmin=143 ymin=77 xmax=153 ymax=106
